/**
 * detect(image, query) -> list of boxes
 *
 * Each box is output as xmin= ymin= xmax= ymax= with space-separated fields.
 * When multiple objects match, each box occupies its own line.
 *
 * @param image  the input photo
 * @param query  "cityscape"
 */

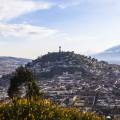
xmin=0 ymin=0 xmax=120 ymax=119
xmin=0 ymin=49 xmax=120 ymax=119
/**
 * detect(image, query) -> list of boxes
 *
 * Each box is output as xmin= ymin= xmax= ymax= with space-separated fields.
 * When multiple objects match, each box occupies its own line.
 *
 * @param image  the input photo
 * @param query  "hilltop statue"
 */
xmin=59 ymin=46 xmax=61 ymax=53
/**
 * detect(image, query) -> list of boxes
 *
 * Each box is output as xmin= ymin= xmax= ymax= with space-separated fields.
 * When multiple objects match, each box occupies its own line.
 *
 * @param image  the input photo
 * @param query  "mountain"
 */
xmin=94 ymin=45 xmax=120 ymax=64
xmin=1 ymin=51 xmax=120 ymax=114
xmin=0 ymin=56 xmax=31 ymax=77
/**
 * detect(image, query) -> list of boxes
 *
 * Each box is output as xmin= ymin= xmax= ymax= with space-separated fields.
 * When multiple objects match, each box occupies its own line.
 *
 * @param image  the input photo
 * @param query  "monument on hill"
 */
xmin=59 ymin=46 xmax=62 ymax=53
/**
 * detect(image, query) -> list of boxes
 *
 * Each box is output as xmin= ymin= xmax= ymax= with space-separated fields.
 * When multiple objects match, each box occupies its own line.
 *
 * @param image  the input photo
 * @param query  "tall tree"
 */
xmin=8 ymin=66 xmax=40 ymax=99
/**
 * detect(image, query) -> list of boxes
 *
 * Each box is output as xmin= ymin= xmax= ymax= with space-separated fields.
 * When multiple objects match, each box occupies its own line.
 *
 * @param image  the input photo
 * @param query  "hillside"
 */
xmin=26 ymin=51 xmax=120 ymax=81
xmin=26 ymin=52 xmax=120 ymax=115
xmin=0 ymin=56 xmax=31 ymax=77
xmin=1 ymin=51 xmax=120 ymax=116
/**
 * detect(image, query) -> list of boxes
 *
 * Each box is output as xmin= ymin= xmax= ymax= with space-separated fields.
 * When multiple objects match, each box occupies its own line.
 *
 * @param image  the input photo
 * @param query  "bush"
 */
xmin=0 ymin=98 xmax=104 ymax=120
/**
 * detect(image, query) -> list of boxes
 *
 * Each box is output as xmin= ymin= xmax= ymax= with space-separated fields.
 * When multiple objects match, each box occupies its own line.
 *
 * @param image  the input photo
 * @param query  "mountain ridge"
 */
xmin=0 ymin=56 xmax=31 ymax=77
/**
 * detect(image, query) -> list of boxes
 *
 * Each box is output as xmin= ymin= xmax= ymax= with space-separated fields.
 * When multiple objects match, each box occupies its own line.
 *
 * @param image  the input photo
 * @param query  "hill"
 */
xmin=26 ymin=52 xmax=120 ymax=115
xmin=1 ymin=51 xmax=120 ymax=116
xmin=0 ymin=56 xmax=31 ymax=77
xmin=26 ymin=51 xmax=120 ymax=81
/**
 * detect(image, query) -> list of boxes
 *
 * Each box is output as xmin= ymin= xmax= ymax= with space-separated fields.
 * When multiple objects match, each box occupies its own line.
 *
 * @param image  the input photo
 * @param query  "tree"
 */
xmin=26 ymin=80 xmax=41 ymax=99
xmin=8 ymin=66 xmax=41 ymax=99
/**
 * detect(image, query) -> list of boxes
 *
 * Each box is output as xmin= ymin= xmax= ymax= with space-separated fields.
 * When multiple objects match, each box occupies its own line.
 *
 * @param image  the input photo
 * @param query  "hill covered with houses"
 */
xmin=1 ymin=51 xmax=120 ymax=117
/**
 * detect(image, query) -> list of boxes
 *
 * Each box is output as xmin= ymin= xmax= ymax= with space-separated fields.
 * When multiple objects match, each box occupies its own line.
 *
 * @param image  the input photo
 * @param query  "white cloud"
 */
xmin=0 ymin=23 xmax=58 ymax=37
xmin=0 ymin=0 xmax=54 ymax=21
xmin=0 ymin=23 xmax=70 ymax=58
xmin=0 ymin=0 xmax=83 ymax=21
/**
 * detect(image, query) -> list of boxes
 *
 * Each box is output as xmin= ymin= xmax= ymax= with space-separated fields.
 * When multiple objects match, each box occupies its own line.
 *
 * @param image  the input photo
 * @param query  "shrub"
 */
xmin=0 ymin=98 xmax=105 ymax=120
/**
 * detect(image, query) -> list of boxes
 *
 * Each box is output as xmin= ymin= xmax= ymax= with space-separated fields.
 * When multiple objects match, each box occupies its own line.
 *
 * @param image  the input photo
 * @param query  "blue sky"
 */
xmin=0 ymin=0 xmax=120 ymax=58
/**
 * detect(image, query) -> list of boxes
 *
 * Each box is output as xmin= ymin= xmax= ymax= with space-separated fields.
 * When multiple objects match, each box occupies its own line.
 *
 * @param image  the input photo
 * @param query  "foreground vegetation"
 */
xmin=0 ymin=98 xmax=104 ymax=120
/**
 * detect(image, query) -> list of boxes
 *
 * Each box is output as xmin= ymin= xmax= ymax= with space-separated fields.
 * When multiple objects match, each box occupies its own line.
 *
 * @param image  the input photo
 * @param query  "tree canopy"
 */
xmin=8 ymin=66 xmax=40 ymax=99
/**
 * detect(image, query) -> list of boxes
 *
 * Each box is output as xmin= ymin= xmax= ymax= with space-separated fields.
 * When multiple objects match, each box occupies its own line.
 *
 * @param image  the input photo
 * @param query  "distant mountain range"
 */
xmin=0 ymin=56 xmax=31 ymax=77
xmin=93 ymin=45 xmax=120 ymax=64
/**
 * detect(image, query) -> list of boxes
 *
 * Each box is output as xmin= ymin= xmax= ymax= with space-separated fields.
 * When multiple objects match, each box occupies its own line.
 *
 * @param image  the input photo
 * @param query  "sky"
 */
xmin=0 ymin=0 xmax=120 ymax=59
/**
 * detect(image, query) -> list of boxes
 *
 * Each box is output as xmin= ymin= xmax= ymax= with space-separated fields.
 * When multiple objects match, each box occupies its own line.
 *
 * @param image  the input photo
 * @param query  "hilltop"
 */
xmin=26 ymin=51 xmax=120 ymax=81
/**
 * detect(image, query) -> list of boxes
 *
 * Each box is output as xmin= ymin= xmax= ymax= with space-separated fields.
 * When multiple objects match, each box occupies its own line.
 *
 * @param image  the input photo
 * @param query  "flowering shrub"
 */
xmin=0 ymin=98 xmax=104 ymax=120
